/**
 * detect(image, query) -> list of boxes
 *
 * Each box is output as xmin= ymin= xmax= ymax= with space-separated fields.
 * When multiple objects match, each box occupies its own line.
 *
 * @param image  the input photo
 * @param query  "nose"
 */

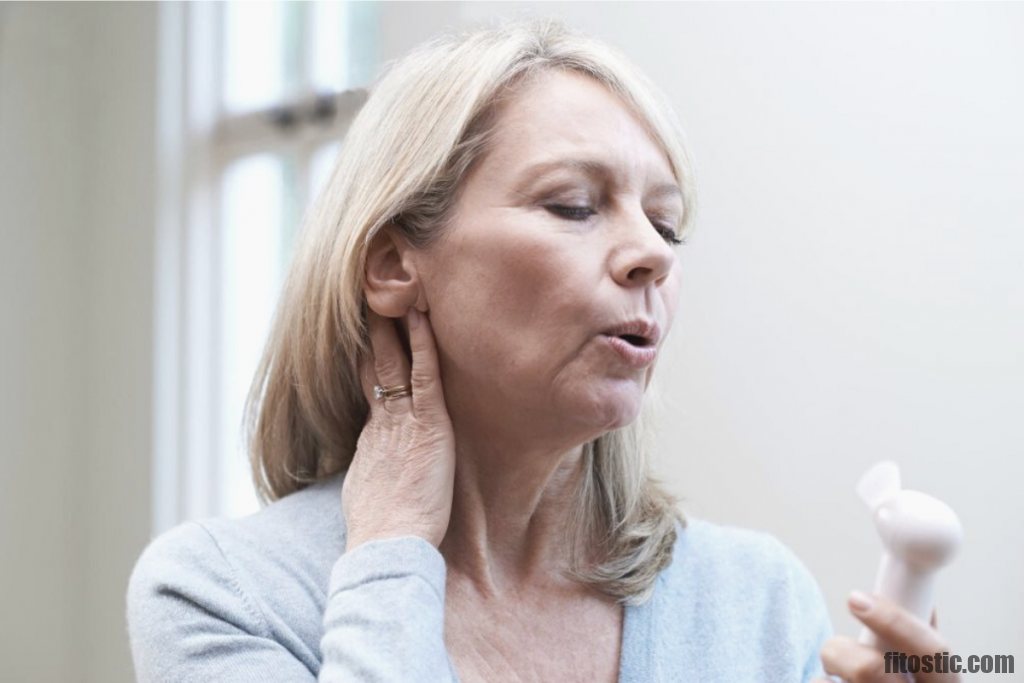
xmin=610 ymin=207 xmax=677 ymax=289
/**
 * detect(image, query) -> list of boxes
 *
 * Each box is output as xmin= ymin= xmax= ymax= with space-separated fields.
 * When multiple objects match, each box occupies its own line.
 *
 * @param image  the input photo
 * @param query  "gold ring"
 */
xmin=373 ymin=384 xmax=412 ymax=401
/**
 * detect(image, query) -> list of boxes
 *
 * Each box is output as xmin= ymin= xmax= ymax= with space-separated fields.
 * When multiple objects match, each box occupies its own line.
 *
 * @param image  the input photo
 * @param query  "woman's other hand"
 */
xmin=814 ymin=593 xmax=960 ymax=682
xmin=342 ymin=308 xmax=456 ymax=551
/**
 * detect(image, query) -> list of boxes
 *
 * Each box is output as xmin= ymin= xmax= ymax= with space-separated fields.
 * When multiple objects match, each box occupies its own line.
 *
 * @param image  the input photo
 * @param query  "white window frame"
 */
xmin=153 ymin=1 xmax=373 ymax=533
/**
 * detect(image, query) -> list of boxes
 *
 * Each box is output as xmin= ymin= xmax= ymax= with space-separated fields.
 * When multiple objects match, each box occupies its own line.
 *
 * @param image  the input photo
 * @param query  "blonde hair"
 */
xmin=246 ymin=18 xmax=695 ymax=605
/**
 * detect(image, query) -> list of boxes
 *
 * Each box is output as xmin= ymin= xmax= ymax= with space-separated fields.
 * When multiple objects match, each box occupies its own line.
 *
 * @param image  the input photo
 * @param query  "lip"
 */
xmin=602 ymin=319 xmax=662 ymax=347
xmin=602 ymin=335 xmax=658 ymax=369
xmin=599 ymin=319 xmax=661 ymax=369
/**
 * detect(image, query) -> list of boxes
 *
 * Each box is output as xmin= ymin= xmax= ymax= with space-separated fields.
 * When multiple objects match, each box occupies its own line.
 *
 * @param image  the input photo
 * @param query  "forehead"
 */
xmin=480 ymin=70 xmax=678 ymax=188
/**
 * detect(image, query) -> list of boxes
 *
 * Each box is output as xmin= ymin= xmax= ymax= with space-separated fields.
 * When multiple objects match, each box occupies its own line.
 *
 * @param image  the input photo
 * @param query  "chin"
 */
xmin=574 ymin=384 xmax=646 ymax=435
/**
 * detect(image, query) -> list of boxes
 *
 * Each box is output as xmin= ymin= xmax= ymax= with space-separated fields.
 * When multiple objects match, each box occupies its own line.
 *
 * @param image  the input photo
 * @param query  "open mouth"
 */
xmin=602 ymin=319 xmax=659 ymax=352
xmin=603 ymin=333 xmax=659 ymax=369
xmin=617 ymin=334 xmax=650 ymax=347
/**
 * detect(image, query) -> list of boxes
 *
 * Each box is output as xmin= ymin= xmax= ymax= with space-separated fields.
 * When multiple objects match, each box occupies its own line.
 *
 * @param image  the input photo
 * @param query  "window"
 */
xmin=154 ymin=1 xmax=379 ymax=531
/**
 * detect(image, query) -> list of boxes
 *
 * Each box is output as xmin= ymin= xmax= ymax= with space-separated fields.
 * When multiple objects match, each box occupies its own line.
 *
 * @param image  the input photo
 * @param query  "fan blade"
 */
xmin=856 ymin=460 xmax=902 ymax=510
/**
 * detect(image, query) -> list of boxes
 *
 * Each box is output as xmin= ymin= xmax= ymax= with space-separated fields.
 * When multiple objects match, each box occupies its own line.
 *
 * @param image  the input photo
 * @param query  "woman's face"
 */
xmin=416 ymin=70 xmax=684 ymax=443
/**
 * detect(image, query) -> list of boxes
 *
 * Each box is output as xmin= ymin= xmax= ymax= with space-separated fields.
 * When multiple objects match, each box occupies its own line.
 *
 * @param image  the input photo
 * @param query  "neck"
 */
xmin=438 ymin=423 xmax=588 ymax=599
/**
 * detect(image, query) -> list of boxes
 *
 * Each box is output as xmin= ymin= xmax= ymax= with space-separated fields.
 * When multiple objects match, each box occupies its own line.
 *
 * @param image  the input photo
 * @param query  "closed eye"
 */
xmin=547 ymin=204 xmax=596 ymax=221
xmin=652 ymin=221 xmax=684 ymax=246
xmin=548 ymin=204 xmax=684 ymax=246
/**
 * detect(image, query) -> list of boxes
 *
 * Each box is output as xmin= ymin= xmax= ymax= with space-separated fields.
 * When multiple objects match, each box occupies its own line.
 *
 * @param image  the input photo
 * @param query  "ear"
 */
xmin=364 ymin=224 xmax=426 ymax=317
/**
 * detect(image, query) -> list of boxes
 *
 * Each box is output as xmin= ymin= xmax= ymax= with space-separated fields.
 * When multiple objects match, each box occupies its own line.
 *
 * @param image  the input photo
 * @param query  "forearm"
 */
xmin=321 ymin=535 xmax=456 ymax=682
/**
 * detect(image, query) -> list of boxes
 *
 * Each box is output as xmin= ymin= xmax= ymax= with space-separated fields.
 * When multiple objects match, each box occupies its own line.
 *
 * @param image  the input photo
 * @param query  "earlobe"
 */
xmin=364 ymin=224 xmax=423 ymax=317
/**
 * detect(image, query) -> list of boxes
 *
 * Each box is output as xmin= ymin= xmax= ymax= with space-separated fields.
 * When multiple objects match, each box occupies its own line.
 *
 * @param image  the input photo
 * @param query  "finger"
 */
xmin=357 ymin=351 xmax=380 ymax=407
xmin=848 ymin=592 xmax=949 ymax=658
xmin=406 ymin=308 xmax=445 ymax=422
xmin=367 ymin=309 xmax=411 ymax=384
xmin=366 ymin=309 xmax=412 ymax=411
xmin=821 ymin=635 xmax=886 ymax=682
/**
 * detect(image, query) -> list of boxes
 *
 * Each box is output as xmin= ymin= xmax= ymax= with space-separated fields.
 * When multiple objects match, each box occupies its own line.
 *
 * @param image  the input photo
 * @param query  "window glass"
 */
xmin=313 ymin=2 xmax=379 ymax=92
xmin=219 ymin=154 xmax=285 ymax=517
xmin=223 ymin=2 xmax=300 ymax=112
xmin=170 ymin=2 xmax=379 ymax=524
xmin=311 ymin=142 xmax=342 ymax=202
xmin=312 ymin=2 xmax=351 ymax=93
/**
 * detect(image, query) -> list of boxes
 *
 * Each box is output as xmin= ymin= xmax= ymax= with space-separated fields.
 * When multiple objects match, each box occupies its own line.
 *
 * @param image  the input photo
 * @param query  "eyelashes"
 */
xmin=654 ymin=224 xmax=685 ymax=246
xmin=547 ymin=204 xmax=597 ymax=221
xmin=545 ymin=204 xmax=683 ymax=246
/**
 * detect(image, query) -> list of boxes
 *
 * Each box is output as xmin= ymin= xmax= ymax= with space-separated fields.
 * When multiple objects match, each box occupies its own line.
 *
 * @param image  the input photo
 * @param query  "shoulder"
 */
xmin=128 ymin=474 xmax=347 ymax=603
xmin=126 ymin=475 xmax=348 ymax=679
xmin=666 ymin=517 xmax=821 ymax=594
xmin=652 ymin=518 xmax=832 ymax=681
xmin=127 ymin=518 xmax=256 ymax=626
xmin=662 ymin=517 xmax=830 ymax=624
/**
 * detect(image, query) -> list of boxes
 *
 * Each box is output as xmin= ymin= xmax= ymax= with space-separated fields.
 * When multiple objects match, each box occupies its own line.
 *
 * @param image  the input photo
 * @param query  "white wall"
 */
xmin=0 ymin=4 xmax=157 ymax=682
xmin=455 ymin=1 xmax=1024 ymax=660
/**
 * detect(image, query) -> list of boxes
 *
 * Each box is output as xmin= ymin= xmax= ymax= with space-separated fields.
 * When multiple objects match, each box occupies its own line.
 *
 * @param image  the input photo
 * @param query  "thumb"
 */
xmin=849 ymin=592 xmax=950 ymax=657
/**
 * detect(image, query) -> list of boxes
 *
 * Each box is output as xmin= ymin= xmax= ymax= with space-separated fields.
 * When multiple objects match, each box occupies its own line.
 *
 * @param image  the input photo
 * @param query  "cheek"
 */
xmin=422 ymin=236 xmax=559 ymax=348
xmin=425 ymin=245 xmax=594 ymax=385
xmin=444 ymin=235 xmax=577 ymax=316
xmin=660 ymin=263 xmax=684 ymax=328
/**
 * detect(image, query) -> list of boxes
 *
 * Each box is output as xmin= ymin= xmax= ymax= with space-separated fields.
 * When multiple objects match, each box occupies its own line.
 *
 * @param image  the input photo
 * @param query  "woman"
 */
xmin=128 ymin=20 xmax=959 ymax=683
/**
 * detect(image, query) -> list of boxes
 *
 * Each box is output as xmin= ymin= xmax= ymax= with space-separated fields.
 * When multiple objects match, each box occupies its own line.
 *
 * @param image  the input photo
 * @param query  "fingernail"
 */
xmin=849 ymin=590 xmax=874 ymax=615
xmin=408 ymin=307 xmax=421 ymax=330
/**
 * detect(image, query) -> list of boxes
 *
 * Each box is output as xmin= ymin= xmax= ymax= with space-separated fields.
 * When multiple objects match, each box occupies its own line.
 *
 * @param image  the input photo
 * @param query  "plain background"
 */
xmin=1 ymin=3 xmax=1021 ymax=682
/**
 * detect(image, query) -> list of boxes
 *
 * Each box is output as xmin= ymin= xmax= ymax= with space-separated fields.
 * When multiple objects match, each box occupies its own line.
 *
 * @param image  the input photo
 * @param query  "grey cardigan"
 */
xmin=127 ymin=474 xmax=832 ymax=681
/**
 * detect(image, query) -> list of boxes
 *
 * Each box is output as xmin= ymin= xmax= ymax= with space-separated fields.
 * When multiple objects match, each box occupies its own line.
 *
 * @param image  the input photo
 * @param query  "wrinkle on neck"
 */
xmin=439 ymin=432 xmax=588 ymax=599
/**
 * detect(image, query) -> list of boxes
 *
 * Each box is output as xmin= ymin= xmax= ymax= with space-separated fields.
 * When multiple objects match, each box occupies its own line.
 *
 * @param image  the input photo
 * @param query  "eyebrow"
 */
xmin=516 ymin=158 xmax=684 ymax=201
